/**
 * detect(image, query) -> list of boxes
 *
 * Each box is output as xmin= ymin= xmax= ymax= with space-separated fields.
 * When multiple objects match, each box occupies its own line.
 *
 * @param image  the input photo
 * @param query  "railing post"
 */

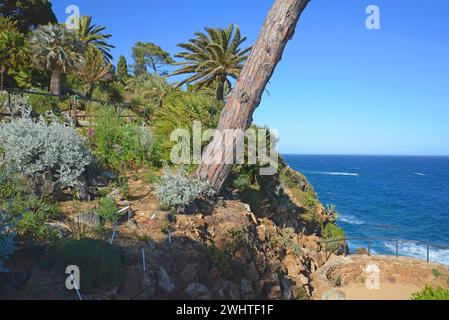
xmin=74 ymin=95 xmax=78 ymax=126
xmin=395 ymin=240 xmax=399 ymax=258
xmin=426 ymin=245 xmax=430 ymax=263
xmin=368 ymin=241 xmax=371 ymax=256
xmin=7 ymin=90 xmax=13 ymax=118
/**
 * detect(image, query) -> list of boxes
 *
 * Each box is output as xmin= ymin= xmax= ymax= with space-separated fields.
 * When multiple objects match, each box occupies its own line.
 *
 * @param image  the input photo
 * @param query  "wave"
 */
xmin=310 ymin=171 xmax=360 ymax=177
xmin=338 ymin=214 xmax=365 ymax=225
xmin=414 ymin=172 xmax=426 ymax=176
xmin=383 ymin=241 xmax=449 ymax=266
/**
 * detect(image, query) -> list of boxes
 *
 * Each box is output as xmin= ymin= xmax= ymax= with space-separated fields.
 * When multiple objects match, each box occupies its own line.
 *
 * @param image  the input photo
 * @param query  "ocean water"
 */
xmin=284 ymin=155 xmax=449 ymax=265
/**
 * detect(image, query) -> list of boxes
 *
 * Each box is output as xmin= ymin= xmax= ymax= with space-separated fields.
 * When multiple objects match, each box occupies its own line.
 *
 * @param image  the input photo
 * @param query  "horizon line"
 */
xmin=281 ymin=153 xmax=449 ymax=157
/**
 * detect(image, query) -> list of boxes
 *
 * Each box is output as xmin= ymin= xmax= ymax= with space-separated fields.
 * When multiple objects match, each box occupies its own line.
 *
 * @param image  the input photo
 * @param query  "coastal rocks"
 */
xmin=240 ymin=278 xmax=254 ymax=298
xmin=45 ymin=222 xmax=71 ymax=238
xmin=180 ymin=264 xmax=200 ymax=283
xmin=256 ymin=224 xmax=266 ymax=242
xmin=126 ymin=219 xmax=139 ymax=232
xmin=284 ymin=255 xmax=302 ymax=277
xmin=157 ymin=267 xmax=175 ymax=293
xmin=184 ymin=283 xmax=209 ymax=299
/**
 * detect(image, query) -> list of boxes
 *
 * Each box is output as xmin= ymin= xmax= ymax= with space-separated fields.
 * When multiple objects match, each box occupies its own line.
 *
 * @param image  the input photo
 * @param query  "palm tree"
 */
xmin=76 ymin=16 xmax=114 ymax=61
xmin=171 ymin=24 xmax=251 ymax=101
xmin=76 ymin=47 xmax=113 ymax=99
xmin=29 ymin=24 xmax=84 ymax=96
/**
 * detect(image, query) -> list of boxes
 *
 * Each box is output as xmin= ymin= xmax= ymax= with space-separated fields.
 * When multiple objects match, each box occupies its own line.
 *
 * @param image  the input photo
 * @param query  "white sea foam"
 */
xmin=383 ymin=241 xmax=449 ymax=266
xmin=310 ymin=172 xmax=360 ymax=177
xmin=338 ymin=214 xmax=364 ymax=225
xmin=414 ymin=172 xmax=426 ymax=176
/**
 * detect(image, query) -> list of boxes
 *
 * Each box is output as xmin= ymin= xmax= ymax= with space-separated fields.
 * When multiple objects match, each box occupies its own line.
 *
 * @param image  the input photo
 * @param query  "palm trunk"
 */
xmin=50 ymin=70 xmax=62 ymax=96
xmin=195 ymin=0 xmax=310 ymax=192
xmin=86 ymin=83 xmax=95 ymax=99
xmin=216 ymin=76 xmax=225 ymax=102
xmin=0 ymin=65 xmax=6 ymax=90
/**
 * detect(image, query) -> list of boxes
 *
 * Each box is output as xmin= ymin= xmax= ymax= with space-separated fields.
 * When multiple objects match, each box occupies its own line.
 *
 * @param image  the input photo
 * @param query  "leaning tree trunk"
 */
xmin=0 ymin=65 xmax=6 ymax=90
xmin=50 ymin=70 xmax=63 ymax=96
xmin=195 ymin=0 xmax=310 ymax=191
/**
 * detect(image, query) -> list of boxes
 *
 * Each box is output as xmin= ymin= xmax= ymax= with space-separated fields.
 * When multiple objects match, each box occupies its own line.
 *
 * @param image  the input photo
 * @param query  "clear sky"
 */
xmin=51 ymin=0 xmax=449 ymax=156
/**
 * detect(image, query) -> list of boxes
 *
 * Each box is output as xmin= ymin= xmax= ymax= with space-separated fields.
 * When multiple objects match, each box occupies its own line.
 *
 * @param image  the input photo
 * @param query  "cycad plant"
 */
xmin=29 ymin=24 xmax=85 ymax=96
xmin=125 ymin=74 xmax=176 ymax=110
xmin=75 ymin=47 xmax=113 ymax=98
xmin=171 ymin=24 xmax=251 ymax=101
xmin=76 ymin=16 xmax=114 ymax=61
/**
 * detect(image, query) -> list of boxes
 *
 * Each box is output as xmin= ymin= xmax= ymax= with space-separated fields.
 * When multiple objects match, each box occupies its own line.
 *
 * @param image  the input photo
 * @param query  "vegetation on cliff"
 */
xmin=0 ymin=0 xmax=358 ymax=301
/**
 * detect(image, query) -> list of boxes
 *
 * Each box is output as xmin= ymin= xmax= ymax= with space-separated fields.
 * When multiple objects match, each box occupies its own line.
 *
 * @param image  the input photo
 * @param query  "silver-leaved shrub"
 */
xmin=0 ymin=106 xmax=92 ymax=190
xmin=155 ymin=167 xmax=215 ymax=213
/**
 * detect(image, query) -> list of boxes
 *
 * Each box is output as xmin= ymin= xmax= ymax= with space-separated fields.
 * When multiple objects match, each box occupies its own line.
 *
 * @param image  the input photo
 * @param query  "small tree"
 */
xmin=116 ymin=55 xmax=129 ymax=81
xmin=0 ymin=17 xmax=28 ymax=89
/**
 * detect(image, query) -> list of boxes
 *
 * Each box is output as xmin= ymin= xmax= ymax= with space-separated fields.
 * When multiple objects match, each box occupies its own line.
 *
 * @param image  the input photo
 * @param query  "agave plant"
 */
xmin=76 ymin=16 xmax=114 ymax=61
xmin=29 ymin=24 xmax=85 ymax=96
xmin=172 ymin=24 xmax=251 ymax=101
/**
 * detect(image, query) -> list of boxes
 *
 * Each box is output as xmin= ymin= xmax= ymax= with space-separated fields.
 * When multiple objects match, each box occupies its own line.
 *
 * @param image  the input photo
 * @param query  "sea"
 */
xmin=284 ymin=154 xmax=449 ymax=265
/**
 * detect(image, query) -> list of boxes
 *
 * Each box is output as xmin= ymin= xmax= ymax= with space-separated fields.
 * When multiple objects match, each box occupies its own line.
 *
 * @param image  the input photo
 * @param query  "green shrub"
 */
xmin=204 ymin=243 xmax=231 ymax=279
xmin=232 ymin=172 xmax=252 ymax=190
xmin=50 ymin=239 xmax=126 ymax=292
xmin=0 ymin=170 xmax=60 ymax=240
xmin=25 ymin=90 xmax=60 ymax=115
xmin=118 ymin=176 xmax=130 ymax=200
xmin=91 ymin=106 xmax=153 ymax=170
xmin=432 ymin=268 xmax=442 ymax=278
xmin=97 ymin=197 xmax=119 ymax=225
xmin=411 ymin=285 xmax=449 ymax=300
xmin=323 ymin=223 xmax=346 ymax=253
xmin=14 ymin=196 xmax=60 ymax=240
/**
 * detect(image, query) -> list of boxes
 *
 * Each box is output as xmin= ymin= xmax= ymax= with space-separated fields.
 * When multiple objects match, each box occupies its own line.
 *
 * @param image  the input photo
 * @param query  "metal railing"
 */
xmin=0 ymin=88 xmax=150 ymax=122
xmin=323 ymin=237 xmax=449 ymax=264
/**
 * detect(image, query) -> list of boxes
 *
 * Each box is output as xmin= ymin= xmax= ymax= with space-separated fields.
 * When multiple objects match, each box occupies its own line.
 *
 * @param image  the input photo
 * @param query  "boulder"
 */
xmin=180 ymin=264 xmax=200 ymax=284
xmin=240 ymin=278 xmax=254 ymax=297
xmin=102 ymin=170 xmax=118 ymax=181
xmin=126 ymin=219 xmax=139 ymax=232
xmin=321 ymin=289 xmax=346 ymax=300
xmin=284 ymin=255 xmax=302 ymax=277
xmin=184 ymin=283 xmax=209 ymax=298
xmin=73 ymin=211 xmax=100 ymax=227
xmin=90 ymin=176 xmax=108 ymax=187
xmin=157 ymin=267 xmax=175 ymax=293
xmin=45 ymin=222 xmax=71 ymax=238
xmin=256 ymin=225 xmax=266 ymax=242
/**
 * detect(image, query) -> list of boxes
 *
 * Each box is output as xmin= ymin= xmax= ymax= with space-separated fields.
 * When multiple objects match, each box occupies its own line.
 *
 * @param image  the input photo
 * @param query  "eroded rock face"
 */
xmin=129 ymin=198 xmax=329 ymax=300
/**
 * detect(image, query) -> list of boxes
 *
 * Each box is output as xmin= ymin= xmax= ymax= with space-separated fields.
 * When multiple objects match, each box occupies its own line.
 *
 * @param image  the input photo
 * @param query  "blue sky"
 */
xmin=52 ymin=0 xmax=449 ymax=156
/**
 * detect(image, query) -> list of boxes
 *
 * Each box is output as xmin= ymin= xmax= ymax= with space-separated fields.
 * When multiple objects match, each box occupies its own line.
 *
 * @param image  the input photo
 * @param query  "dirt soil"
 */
xmin=312 ymin=254 xmax=449 ymax=300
